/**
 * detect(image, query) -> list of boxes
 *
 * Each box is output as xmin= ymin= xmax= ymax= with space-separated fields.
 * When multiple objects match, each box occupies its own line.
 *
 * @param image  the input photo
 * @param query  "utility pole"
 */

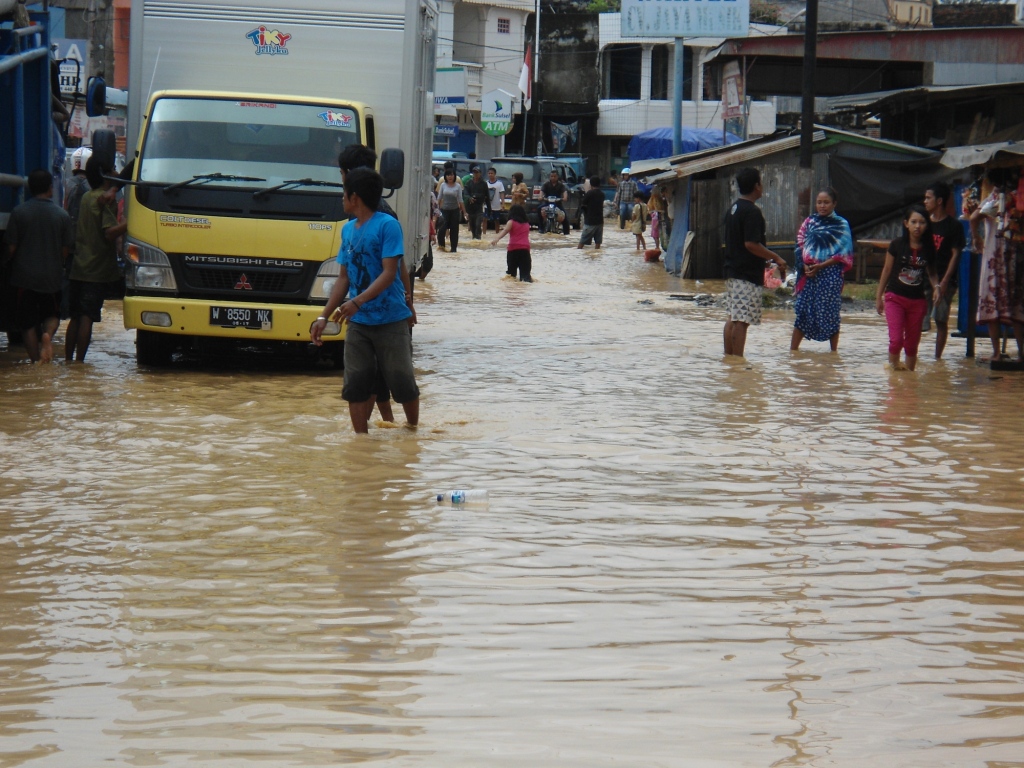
xmin=672 ymin=38 xmax=684 ymax=156
xmin=534 ymin=0 xmax=540 ymax=154
xmin=799 ymin=0 xmax=818 ymax=169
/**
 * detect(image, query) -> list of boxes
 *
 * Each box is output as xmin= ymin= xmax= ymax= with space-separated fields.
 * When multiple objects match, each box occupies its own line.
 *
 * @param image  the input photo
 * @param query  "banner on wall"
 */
xmin=722 ymin=61 xmax=744 ymax=120
xmin=550 ymin=120 xmax=578 ymax=153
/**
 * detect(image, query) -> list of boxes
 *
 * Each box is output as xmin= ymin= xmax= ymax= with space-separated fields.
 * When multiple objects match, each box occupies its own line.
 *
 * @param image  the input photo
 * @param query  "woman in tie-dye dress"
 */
xmin=790 ymin=188 xmax=855 ymax=352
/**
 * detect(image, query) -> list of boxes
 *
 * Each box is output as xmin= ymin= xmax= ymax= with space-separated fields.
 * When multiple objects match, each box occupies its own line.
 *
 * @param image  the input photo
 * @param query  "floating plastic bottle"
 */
xmin=436 ymin=489 xmax=489 ymax=504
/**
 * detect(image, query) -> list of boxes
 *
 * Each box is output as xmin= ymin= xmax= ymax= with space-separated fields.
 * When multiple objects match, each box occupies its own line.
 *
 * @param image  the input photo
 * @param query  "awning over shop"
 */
xmin=830 ymin=155 xmax=954 ymax=231
xmin=941 ymin=142 xmax=1024 ymax=169
xmin=634 ymin=133 xmax=822 ymax=184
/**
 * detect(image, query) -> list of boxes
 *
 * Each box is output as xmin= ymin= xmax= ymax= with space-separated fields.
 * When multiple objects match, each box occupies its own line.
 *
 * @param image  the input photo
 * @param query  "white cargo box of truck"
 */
xmin=128 ymin=0 xmax=436 ymax=268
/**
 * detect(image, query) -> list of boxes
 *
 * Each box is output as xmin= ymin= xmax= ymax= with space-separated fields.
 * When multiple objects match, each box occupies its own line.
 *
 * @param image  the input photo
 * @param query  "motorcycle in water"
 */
xmin=541 ymin=196 xmax=564 ymax=234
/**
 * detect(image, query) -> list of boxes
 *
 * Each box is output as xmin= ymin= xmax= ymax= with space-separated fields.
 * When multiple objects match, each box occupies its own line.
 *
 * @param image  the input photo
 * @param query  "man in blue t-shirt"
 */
xmin=311 ymin=168 xmax=420 ymax=432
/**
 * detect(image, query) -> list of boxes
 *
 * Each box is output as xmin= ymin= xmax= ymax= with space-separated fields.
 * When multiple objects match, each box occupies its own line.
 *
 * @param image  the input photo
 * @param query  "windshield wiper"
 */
xmin=253 ymin=178 xmax=346 ymax=198
xmin=164 ymin=173 xmax=267 ymax=193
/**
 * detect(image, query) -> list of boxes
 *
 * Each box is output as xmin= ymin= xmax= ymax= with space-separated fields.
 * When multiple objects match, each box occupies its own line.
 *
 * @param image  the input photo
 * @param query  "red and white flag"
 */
xmin=518 ymin=45 xmax=532 ymax=112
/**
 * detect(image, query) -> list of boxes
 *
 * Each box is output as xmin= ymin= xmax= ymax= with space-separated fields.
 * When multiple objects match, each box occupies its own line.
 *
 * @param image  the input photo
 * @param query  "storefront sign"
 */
xmin=480 ymin=89 xmax=513 ymax=137
xmin=620 ymin=0 xmax=750 ymax=38
xmin=722 ymin=61 xmax=744 ymax=119
xmin=53 ymin=38 xmax=88 ymax=95
xmin=435 ymin=67 xmax=467 ymax=115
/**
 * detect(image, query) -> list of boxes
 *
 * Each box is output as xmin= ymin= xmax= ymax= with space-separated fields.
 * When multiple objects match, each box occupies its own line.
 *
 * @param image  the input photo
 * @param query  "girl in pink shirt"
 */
xmin=491 ymin=205 xmax=532 ymax=282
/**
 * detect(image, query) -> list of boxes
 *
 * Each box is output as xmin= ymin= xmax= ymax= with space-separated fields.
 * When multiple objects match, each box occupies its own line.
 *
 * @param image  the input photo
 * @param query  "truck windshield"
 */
xmin=138 ymin=98 xmax=361 ymax=188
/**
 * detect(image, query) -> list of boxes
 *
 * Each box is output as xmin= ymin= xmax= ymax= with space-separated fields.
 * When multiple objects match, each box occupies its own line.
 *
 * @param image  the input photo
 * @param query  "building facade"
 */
xmin=434 ymin=0 xmax=531 ymax=160
xmin=597 ymin=13 xmax=777 ymax=176
xmin=889 ymin=0 xmax=933 ymax=27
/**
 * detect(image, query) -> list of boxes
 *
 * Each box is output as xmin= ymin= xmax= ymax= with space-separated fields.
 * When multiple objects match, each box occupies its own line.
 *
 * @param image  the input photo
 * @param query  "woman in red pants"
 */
xmin=876 ymin=205 xmax=939 ymax=371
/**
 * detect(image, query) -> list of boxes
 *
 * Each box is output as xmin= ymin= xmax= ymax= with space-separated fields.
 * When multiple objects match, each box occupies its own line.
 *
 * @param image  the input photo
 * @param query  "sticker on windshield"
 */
xmin=246 ymin=26 xmax=291 ymax=56
xmin=318 ymin=110 xmax=354 ymax=130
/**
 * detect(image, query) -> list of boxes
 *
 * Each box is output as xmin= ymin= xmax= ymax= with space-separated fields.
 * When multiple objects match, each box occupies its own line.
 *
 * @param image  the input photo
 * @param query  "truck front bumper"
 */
xmin=123 ymin=296 xmax=345 ymax=342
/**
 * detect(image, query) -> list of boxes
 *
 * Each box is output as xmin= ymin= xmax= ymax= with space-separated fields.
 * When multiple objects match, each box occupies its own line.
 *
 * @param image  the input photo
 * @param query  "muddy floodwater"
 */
xmin=2 ymin=226 xmax=1023 ymax=767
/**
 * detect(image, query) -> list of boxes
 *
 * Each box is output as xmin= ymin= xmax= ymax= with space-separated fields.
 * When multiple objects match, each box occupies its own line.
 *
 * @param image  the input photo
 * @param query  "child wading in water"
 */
xmin=876 ymin=204 xmax=939 ymax=371
xmin=631 ymin=192 xmax=648 ymax=251
xmin=491 ymin=204 xmax=532 ymax=282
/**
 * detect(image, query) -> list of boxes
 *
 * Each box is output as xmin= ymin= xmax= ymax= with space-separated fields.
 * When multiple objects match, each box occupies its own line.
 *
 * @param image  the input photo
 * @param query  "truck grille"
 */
xmin=174 ymin=254 xmax=318 ymax=301
xmin=188 ymin=268 xmax=292 ymax=293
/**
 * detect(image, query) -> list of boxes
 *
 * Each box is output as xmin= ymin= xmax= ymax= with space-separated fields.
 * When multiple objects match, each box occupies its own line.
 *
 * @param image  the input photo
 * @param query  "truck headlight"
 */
xmin=309 ymin=257 xmax=340 ymax=300
xmin=126 ymin=239 xmax=177 ymax=291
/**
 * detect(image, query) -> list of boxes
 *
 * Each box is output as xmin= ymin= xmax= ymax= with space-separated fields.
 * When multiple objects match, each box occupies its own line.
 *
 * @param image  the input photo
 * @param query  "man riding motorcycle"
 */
xmin=539 ymin=170 xmax=569 ymax=235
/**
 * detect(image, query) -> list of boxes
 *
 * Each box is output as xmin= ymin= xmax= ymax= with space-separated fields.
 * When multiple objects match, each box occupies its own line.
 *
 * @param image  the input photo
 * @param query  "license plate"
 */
xmin=209 ymin=306 xmax=272 ymax=330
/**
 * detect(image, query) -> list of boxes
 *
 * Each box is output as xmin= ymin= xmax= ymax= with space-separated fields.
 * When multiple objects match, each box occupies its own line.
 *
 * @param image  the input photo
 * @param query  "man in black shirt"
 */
xmin=3 ymin=169 xmax=74 ymax=363
xmin=577 ymin=176 xmax=606 ymax=249
xmin=722 ymin=167 xmax=787 ymax=357
xmin=464 ymin=166 xmax=490 ymax=240
xmin=540 ymin=170 xmax=569 ymax=235
xmin=924 ymin=182 xmax=966 ymax=359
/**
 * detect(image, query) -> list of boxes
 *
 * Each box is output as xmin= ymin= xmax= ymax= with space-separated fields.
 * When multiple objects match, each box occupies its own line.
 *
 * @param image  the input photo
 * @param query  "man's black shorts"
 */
xmin=14 ymin=288 xmax=61 ymax=331
xmin=342 ymin=320 xmax=419 ymax=404
xmin=69 ymin=279 xmax=121 ymax=323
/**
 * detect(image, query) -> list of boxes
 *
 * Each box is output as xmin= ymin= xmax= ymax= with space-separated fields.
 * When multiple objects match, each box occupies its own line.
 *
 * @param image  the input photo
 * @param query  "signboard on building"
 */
xmin=68 ymin=112 xmax=126 ymax=142
xmin=434 ymin=124 xmax=459 ymax=138
xmin=480 ymin=89 xmax=514 ymax=137
xmin=620 ymin=0 xmax=750 ymax=38
xmin=53 ymin=38 xmax=88 ymax=95
xmin=722 ymin=61 xmax=744 ymax=119
xmin=435 ymin=67 xmax=467 ymax=115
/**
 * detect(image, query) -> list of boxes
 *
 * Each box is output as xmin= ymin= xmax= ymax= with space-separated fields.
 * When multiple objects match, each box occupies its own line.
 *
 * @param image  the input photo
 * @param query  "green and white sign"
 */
xmin=480 ymin=89 xmax=514 ymax=137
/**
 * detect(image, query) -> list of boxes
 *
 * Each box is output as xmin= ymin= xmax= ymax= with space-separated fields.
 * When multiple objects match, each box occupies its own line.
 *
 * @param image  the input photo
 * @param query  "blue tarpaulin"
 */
xmin=627 ymin=127 xmax=741 ymax=166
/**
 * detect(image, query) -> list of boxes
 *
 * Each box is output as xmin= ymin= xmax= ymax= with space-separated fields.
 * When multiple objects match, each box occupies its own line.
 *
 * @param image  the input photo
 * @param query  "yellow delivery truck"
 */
xmin=122 ymin=0 xmax=436 ymax=365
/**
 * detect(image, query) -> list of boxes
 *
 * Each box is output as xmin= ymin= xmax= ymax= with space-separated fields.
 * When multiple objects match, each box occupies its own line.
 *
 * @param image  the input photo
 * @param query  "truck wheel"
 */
xmin=136 ymin=329 xmax=174 ymax=367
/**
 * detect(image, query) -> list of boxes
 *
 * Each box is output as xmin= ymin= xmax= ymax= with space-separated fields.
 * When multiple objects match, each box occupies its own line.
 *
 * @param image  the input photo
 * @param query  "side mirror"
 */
xmin=379 ymin=148 xmax=404 ymax=190
xmin=86 ymin=76 xmax=106 ymax=117
xmin=91 ymin=129 xmax=117 ymax=172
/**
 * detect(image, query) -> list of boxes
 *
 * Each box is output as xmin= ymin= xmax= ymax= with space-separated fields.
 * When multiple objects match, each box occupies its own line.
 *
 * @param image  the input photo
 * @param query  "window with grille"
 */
xmin=497 ymin=18 xmax=510 ymax=34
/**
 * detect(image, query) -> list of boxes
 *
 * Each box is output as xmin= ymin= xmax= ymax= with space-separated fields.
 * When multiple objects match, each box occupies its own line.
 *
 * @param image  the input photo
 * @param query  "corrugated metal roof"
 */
xmin=634 ymin=126 xmax=932 ymax=184
xmin=941 ymin=142 xmax=1024 ymax=169
xmin=716 ymin=26 xmax=1024 ymax=65
xmin=816 ymin=125 xmax=936 ymax=156
xmin=829 ymin=81 xmax=1024 ymax=115
xmin=642 ymin=134 xmax=822 ymax=184
xmin=826 ymin=88 xmax=909 ymax=112
xmin=628 ymin=132 xmax=788 ymax=177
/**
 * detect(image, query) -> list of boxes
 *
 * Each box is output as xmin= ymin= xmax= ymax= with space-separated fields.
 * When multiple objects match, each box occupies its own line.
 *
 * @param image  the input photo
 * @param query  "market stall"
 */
xmin=941 ymin=142 xmax=1024 ymax=367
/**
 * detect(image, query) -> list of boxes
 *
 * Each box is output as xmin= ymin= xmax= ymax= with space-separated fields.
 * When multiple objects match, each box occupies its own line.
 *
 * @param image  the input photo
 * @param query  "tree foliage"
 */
xmin=750 ymin=1 xmax=782 ymax=25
